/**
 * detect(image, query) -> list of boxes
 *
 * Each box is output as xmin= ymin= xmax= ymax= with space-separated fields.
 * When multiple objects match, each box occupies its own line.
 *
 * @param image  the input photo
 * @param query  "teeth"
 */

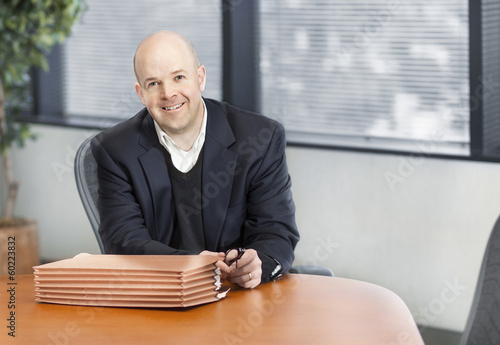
xmin=164 ymin=103 xmax=183 ymax=110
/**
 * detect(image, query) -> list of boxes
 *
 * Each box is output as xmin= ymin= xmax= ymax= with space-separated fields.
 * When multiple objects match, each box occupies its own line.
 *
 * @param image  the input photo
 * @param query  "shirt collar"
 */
xmin=153 ymin=99 xmax=207 ymax=154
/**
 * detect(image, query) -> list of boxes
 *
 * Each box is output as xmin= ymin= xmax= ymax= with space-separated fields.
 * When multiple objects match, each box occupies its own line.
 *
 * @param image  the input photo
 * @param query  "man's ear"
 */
xmin=197 ymin=65 xmax=206 ymax=92
xmin=135 ymin=82 xmax=146 ymax=105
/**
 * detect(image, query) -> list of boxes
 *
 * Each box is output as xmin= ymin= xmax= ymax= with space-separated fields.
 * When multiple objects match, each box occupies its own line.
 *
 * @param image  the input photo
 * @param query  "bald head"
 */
xmin=133 ymin=31 xmax=200 ymax=84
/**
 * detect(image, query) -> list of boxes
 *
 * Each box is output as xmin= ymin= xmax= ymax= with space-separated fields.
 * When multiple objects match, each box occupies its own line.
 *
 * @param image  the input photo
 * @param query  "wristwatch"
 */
xmin=270 ymin=259 xmax=282 ymax=280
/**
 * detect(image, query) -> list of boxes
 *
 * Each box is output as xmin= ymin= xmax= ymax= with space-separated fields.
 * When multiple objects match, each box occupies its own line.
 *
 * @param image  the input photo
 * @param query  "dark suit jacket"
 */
xmin=91 ymin=98 xmax=299 ymax=273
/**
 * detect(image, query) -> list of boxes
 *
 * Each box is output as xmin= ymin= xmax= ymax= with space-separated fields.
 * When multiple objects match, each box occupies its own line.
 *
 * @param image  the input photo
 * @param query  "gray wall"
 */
xmin=3 ymin=124 xmax=500 ymax=332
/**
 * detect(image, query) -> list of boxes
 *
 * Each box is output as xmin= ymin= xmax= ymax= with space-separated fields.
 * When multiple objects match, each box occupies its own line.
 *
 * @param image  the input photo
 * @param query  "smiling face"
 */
xmin=134 ymin=32 xmax=206 ymax=141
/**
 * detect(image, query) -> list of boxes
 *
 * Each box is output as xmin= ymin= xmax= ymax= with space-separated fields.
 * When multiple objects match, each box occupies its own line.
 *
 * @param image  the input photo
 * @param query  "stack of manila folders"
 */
xmin=33 ymin=253 xmax=228 ymax=308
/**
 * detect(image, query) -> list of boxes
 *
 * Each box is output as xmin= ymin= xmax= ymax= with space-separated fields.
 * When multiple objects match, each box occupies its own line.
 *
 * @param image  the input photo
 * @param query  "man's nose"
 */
xmin=161 ymin=83 xmax=176 ymax=99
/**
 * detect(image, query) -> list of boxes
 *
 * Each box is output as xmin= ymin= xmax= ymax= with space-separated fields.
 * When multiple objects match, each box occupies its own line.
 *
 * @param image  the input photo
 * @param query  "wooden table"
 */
xmin=1 ymin=274 xmax=423 ymax=344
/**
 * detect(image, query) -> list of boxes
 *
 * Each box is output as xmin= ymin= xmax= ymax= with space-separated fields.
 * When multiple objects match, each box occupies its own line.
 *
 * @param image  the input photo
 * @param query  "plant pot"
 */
xmin=0 ymin=220 xmax=40 ymax=275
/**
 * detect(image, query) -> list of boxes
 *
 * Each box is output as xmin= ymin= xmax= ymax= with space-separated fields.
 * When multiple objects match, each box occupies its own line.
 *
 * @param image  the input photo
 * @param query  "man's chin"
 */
xmin=156 ymin=121 xmax=190 ymax=136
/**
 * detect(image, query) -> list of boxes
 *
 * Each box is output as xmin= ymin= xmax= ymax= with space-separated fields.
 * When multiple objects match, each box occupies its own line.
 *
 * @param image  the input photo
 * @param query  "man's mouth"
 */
xmin=162 ymin=103 xmax=184 ymax=111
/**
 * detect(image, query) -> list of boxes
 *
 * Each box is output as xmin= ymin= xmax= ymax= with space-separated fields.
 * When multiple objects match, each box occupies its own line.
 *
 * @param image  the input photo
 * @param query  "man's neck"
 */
xmin=167 ymin=103 xmax=205 ymax=151
xmin=169 ymin=127 xmax=200 ymax=151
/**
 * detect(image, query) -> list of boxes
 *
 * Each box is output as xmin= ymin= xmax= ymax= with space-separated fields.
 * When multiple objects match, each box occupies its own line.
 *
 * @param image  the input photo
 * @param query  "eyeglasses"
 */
xmin=224 ymin=247 xmax=245 ymax=268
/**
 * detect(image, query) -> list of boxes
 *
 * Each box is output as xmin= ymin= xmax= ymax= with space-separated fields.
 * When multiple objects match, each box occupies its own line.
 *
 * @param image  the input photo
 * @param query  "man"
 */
xmin=91 ymin=31 xmax=299 ymax=289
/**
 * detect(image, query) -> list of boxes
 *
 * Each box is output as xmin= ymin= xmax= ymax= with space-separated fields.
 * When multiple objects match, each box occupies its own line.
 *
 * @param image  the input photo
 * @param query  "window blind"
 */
xmin=259 ymin=0 xmax=470 ymax=155
xmin=62 ymin=0 xmax=222 ymax=120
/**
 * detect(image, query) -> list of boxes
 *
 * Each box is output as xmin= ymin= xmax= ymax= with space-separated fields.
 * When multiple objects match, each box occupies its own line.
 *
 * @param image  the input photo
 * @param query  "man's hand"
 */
xmin=225 ymin=248 xmax=262 ymax=289
xmin=199 ymin=250 xmax=231 ymax=281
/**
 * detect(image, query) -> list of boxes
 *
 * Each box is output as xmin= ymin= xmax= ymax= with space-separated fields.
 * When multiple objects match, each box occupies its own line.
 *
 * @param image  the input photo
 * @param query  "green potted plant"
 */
xmin=0 ymin=0 xmax=86 ymax=274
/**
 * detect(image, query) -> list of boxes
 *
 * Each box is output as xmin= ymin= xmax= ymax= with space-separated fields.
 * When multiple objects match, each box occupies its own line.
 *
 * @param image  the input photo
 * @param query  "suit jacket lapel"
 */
xmin=137 ymin=113 xmax=174 ymax=242
xmin=202 ymin=100 xmax=238 ymax=251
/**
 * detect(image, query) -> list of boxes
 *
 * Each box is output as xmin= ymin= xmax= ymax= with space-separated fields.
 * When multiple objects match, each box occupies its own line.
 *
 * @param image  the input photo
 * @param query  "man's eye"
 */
xmin=148 ymin=81 xmax=159 ymax=87
xmin=175 ymin=75 xmax=185 ymax=81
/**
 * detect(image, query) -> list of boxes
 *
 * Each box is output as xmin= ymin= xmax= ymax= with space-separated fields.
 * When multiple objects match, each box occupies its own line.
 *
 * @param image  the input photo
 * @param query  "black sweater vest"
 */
xmin=164 ymin=148 xmax=206 ymax=254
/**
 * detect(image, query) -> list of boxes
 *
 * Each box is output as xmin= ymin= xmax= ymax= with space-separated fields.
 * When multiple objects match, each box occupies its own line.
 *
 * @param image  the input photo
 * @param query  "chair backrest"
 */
xmin=74 ymin=135 xmax=104 ymax=253
xmin=460 ymin=214 xmax=500 ymax=345
xmin=289 ymin=265 xmax=334 ymax=277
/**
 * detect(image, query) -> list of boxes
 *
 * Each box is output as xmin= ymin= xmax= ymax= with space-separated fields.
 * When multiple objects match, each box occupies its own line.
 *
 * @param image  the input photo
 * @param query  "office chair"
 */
xmin=74 ymin=136 xmax=333 ymax=277
xmin=460 ymin=214 xmax=500 ymax=345
xmin=289 ymin=265 xmax=334 ymax=276
xmin=74 ymin=136 xmax=104 ymax=253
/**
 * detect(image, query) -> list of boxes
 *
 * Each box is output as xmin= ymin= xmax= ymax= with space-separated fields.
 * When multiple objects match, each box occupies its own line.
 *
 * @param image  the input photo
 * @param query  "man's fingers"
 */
xmin=226 ymin=249 xmax=262 ymax=289
xmin=224 ymin=249 xmax=240 ymax=265
xmin=200 ymin=249 xmax=262 ymax=288
xmin=228 ymin=269 xmax=261 ymax=289
xmin=215 ymin=260 xmax=231 ymax=273
xmin=199 ymin=250 xmax=226 ymax=258
xmin=225 ymin=248 xmax=257 ymax=268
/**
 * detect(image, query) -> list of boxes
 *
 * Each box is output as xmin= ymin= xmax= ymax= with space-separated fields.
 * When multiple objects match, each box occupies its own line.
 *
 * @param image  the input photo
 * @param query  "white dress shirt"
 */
xmin=153 ymin=100 xmax=207 ymax=173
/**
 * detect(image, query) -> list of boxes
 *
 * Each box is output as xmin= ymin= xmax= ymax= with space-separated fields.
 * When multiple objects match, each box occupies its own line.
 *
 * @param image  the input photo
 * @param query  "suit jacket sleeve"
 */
xmin=241 ymin=121 xmax=299 ymax=277
xmin=91 ymin=135 xmax=189 ymax=255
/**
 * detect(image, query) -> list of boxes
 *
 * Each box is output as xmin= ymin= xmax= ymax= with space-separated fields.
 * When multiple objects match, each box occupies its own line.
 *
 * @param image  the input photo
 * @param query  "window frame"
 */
xmin=19 ymin=0 xmax=500 ymax=163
